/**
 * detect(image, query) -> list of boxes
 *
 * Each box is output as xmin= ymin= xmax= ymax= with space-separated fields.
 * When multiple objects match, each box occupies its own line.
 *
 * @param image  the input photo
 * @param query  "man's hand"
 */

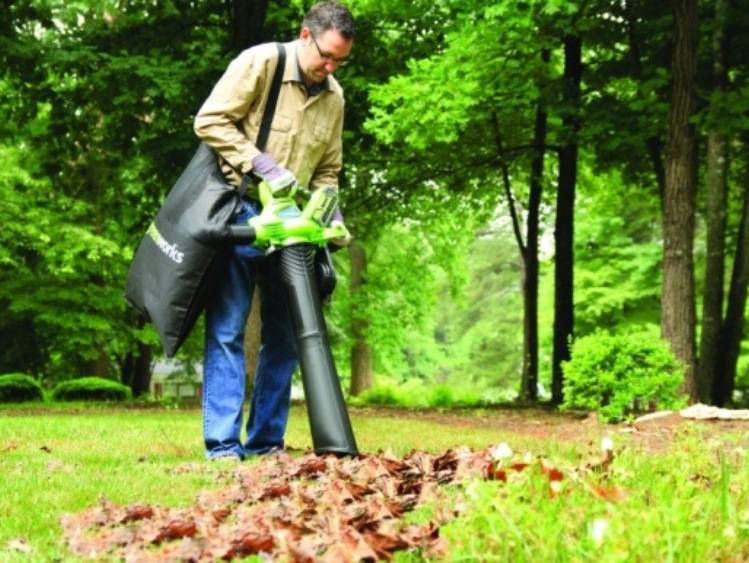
xmin=251 ymin=153 xmax=297 ymax=197
xmin=329 ymin=208 xmax=352 ymax=249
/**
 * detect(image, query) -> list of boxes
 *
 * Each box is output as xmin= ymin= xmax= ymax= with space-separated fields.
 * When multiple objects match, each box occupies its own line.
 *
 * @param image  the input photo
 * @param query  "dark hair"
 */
xmin=303 ymin=2 xmax=356 ymax=40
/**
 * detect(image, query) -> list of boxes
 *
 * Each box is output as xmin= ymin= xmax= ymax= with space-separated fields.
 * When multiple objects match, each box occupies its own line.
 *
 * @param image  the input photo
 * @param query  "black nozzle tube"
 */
xmin=278 ymin=244 xmax=358 ymax=456
xmin=226 ymin=225 xmax=257 ymax=245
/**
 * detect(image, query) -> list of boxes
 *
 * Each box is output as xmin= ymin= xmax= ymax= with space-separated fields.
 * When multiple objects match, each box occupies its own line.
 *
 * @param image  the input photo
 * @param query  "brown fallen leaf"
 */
xmin=586 ymin=483 xmax=628 ymax=503
xmin=60 ymin=444 xmax=633 ymax=561
xmin=119 ymin=503 xmax=154 ymax=523
xmin=224 ymin=531 xmax=274 ymax=559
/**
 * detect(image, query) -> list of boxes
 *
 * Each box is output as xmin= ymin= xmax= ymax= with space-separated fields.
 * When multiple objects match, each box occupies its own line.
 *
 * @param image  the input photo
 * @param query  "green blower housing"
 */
xmin=228 ymin=183 xmax=359 ymax=457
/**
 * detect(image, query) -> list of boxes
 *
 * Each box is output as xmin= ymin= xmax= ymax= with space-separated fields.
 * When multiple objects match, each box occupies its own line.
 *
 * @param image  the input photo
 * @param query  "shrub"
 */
xmin=427 ymin=384 xmax=454 ymax=408
xmin=561 ymin=328 xmax=686 ymax=422
xmin=350 ymin=378 xmax=429 ymax=408
xmin=0 ymin=373 xmax=44 ymax=403
xmin=353 ymin=382 xmax=407 ymax=406
xmin=350 ymin=380 xmax=487 ymax=409
xmin=427 ymin=384 xmax=484 ymax=408
xmin=51 ymin=377 xmax=133 ymax=402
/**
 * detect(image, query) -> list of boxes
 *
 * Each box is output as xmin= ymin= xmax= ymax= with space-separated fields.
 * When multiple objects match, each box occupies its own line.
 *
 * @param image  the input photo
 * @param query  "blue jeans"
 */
xmin=202 ymin=200 xmax=298 ymax=459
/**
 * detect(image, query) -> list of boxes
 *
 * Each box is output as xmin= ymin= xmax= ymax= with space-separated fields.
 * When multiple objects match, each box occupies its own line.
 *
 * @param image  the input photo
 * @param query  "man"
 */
xmin=194 ymin=1 xmax=356 ymax=460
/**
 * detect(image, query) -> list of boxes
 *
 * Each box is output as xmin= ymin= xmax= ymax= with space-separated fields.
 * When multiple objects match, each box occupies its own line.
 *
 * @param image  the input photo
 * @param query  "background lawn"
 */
xmin=0 ymin=404 xmax=530 ymax=561
xmin=1 ymin=404 xmax=748 ymax=561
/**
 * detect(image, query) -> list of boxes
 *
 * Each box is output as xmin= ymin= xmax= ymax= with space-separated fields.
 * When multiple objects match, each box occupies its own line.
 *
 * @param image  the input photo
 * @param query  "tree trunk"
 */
xmin=85 ymin=347 xmax=110 ymax=378
xmin=625 ymin=0 xmax=666 ymax=200
xmin=232 ymin=0 xmax=270 ymax=52
xmin=520 ymin=50 xmax=549 ymax=402
xmin=661 ymin=0 xmax=699 ymax=400
xmin=714 ymin=142 xmax=749 ymax=406
xmin=231 ymin=0 xmax=267 ymax=391
xmin=244 ymin=292 xmax=261 ymax=390
xmin=697 ymin=0 xmax=729 ymax=403
xmin=348 ymin=241 xmax=372 ymax=396
xmin=552 ymin=34 xmax=582 ymax=405
xmin=83 ymin=157 xmax=111 ymax=380
xmin=130 ymin=344 xmax=152 ymax=397
xmin=121 ymin=316 xmax=152 ymax=397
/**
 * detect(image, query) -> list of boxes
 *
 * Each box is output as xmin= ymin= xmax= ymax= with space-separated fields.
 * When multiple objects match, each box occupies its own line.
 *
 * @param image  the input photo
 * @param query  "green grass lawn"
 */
xmin=1 ymin=404 xmax=748 ymax=561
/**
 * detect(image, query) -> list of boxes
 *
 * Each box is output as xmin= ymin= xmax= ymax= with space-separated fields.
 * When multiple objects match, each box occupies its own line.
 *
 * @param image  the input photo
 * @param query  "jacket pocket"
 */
xmin=312 ymin=124 xmax=331 ymax=145
xmin=265 ymin=114 xmax=293 ymax=157
xmin=306 ymin=124 xmax=331 ymax=165
xmin=271 ymin=114 xmax=293 ymax=133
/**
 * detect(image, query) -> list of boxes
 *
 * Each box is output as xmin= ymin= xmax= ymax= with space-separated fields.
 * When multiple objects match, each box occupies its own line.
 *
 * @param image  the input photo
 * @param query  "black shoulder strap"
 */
xmin=256 ymin=42 xmax=286 ymax=152
xmin=237 ymin=43 xmax=286 ymax=197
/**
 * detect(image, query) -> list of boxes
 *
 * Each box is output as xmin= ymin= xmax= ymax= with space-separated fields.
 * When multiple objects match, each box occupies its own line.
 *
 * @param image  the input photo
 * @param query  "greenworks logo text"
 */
xmin=147 ymin=223 xmax=184 ymax=264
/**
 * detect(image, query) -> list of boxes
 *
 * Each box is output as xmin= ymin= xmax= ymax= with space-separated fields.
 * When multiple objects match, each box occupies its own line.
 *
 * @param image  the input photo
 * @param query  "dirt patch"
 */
xmin=349 ymin=405 xmax=749 ymax=454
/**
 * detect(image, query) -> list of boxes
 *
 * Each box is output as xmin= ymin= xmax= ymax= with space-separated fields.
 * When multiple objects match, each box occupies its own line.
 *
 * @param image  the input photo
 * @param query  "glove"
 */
xmin=329 ymin=207 xmax=352 ymax=249
xmin=251 ymin=153 xmax=297 ymax=197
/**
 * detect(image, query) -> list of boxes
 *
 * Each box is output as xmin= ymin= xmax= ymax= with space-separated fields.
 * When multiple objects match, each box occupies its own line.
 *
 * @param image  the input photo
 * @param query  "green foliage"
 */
xmin=434 ymin=220 xmax=525 ymax=389
xmin=561 ymin=328 xmax=686 ymax=422
xmin=349 ymin=379 xmax=426 ymax=407
xmin=339 ymin=221 xmax=466 ymax=382
xmin=573 ymin=167 xmax=663 ymax=333
xmin=427 ymin=384 xmax=454 ymax=408
xmin=2 ymin=0 xmax=749 ymax=405
xmin=365 ymin=0 xmax=549 ymax=154
xmin=0 ymin=373 xmax=44 ymax=403
xmin=427 ymin=384 xmax=483 ymax=408
xmin=0 ymin=0 xmax=238 ymax=382
xmin=51 ymin=377 xmax=133 ymax=402
xmin=350 ymin=378 xmax=494 ymax=409
xmin=0 ymin=145 xmax=131 ymax=381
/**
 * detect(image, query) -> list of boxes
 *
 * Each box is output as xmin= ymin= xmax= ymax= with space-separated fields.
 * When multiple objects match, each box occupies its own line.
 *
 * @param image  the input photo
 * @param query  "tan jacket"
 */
xmin=194 ymin=40 xmax=344 ymax=196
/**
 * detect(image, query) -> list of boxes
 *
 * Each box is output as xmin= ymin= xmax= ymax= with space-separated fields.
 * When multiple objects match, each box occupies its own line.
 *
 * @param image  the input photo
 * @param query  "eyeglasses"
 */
xmin=310 ymin=34 xmax=349 ymax=67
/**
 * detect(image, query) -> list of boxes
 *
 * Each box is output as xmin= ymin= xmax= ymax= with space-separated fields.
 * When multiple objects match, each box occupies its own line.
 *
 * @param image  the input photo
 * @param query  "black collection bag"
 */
xmin=123 ymin=143 xmax=243 ymax=357
xmin=124 ymin=43 xmax=286 ymax=357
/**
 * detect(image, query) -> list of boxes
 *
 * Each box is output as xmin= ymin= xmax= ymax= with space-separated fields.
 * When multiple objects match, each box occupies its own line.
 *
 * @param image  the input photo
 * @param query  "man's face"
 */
xmin=298 ymin=27 xmax=353 ymax=85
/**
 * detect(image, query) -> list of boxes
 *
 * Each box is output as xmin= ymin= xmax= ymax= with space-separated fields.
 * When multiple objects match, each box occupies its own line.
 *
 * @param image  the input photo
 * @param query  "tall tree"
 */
xmin=697 ymin=0 xmax=730 ymax=403
xmin=232 ymin=0 xmax=271 ymax=51
xmin=229 ymin=0 xmax=274 ymax=394
xmin=714 ymin=147 xmax=749 ymax=405
xmin=348 ymin=241 xmax=372 ymax=395
xmin=517 ymin=48 xmax=550 ymax=402
xmin=552 ymin=32 xmax=582 ymax=404
xmin=364 ymin=0 xmax=575 ymax=400
xmin=661 ymin=0 xmax=699 ymax=399
xmin=0 ymin=0 xmax=233 ymax=389
xmin=624 ymin=0 xmax=668 ymax=200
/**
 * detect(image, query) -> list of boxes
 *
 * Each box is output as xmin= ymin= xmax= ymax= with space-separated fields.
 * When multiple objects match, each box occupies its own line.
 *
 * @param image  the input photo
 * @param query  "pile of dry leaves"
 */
xmin=61 ymin=444 xmax=616 ymax=561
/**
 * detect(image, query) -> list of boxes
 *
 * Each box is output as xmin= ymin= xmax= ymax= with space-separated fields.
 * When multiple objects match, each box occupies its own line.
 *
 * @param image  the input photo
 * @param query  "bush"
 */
xmin=350 ymin=379 xmax=489 ymax=409
xmin=427 ymin=384 xmax=454 ymax=408
xmin=561 ymin=328 xmax=686 ymax=422
xmin=353 ymin=382 xmax=408 ymax=406
xmin=349 ymin=378 xmax=429 ymax=408
xmin=427 ymin=384 xmax=484 ymax=408
xmin=51 ymin=377 xmax=132 ymax=402
xmin=0 ymin=373 xmax=44 ymax=403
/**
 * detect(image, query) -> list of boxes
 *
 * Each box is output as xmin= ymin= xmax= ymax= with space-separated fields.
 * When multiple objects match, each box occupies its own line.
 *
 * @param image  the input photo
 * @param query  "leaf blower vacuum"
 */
xmin=227 ymin=182 xmax=359 ymax=457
